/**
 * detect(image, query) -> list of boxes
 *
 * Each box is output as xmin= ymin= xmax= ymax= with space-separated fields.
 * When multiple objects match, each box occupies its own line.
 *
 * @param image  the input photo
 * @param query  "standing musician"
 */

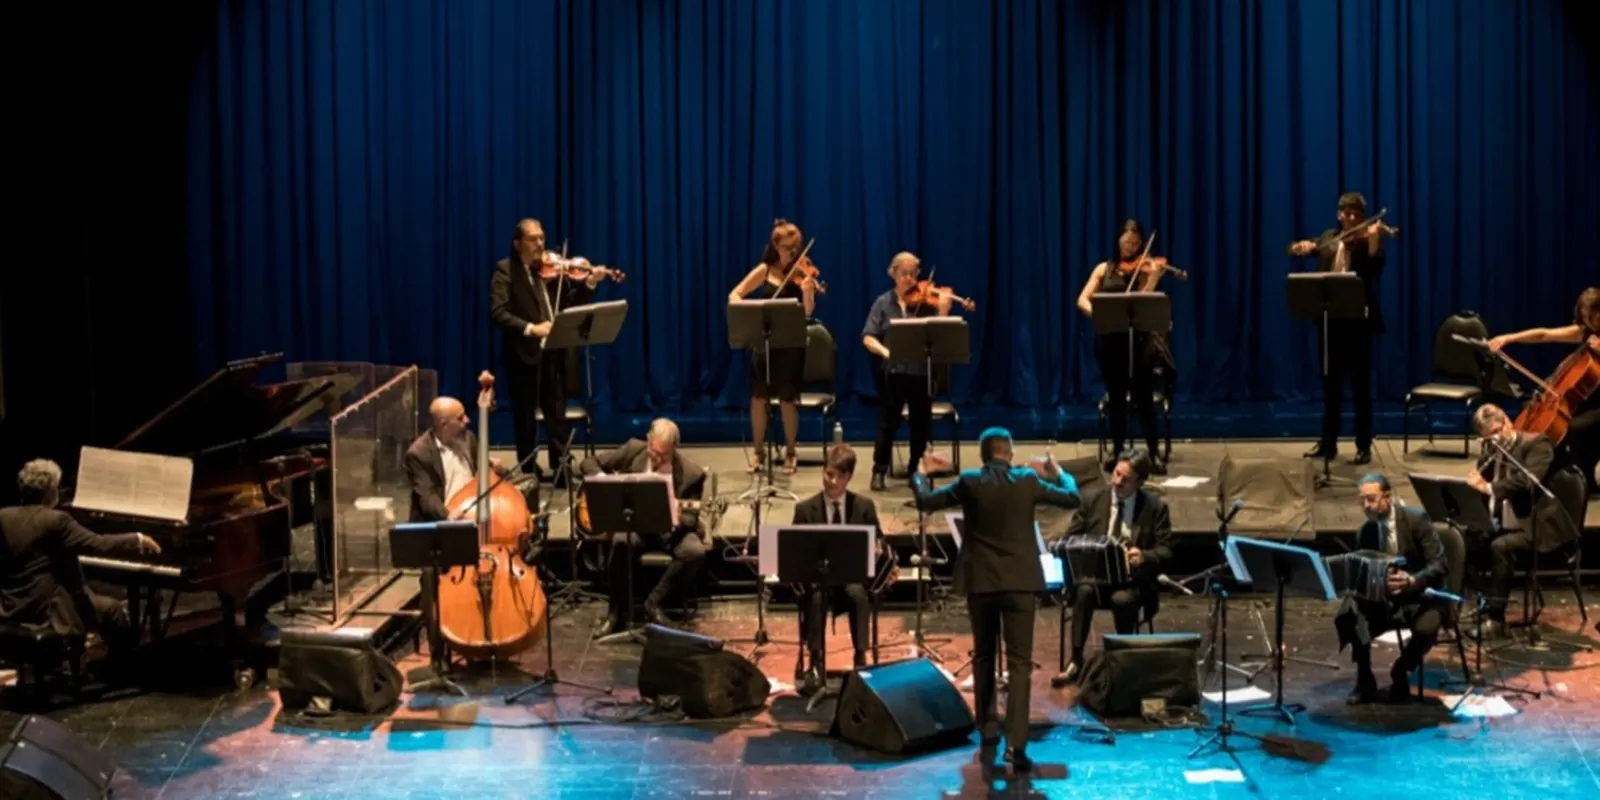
xmin=788 ymin=444 xmax=895 ymax=688
xmin=1488 ymin=287 xmax=1600 ymax=496
xmin=1052 ymin=448 xmax=1172 ymax=686
xmin=1 ymin=460 xmax=161 ymax=670
xmin=728 ymin=220 xmax=820 ymax=476
xmin=911 ymin=429 xmax=1081 ymax=772
xmin=862 ymin=252 xmax=955 ymax=490
xmin=490 ymin=219 xmax=616 ymax=486
xmin=579 ymin=418 xmax=709 ymax=638
xmin=1334 ymin=474 xmax=1445 ymax=704
xmin=1077 ymin=220 xmax=1177 ymax=475
xmin=1466 ymin=404 xmax=1581 ymax=638
xmin=1287 ymin=192 xmax=1395 ymax=466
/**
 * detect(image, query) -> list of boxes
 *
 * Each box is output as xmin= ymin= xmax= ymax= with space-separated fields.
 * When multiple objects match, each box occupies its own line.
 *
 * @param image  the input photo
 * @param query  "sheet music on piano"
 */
xmin=73 ymin=445 xmax=193 ymax=523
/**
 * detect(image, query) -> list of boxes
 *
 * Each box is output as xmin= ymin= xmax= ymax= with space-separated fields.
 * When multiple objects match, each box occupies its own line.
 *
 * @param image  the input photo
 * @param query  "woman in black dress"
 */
xmin=729 ymin=219 xmax=819 ymax=474
xmin=1489 ymin=286 xmax=1600 ymax=495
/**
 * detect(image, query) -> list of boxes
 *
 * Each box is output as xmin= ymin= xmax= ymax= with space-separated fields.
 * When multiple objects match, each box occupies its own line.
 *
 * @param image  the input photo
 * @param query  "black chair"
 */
xmin=902 ymin=364 xmax=963 ymax=471
xmin=633 ymin=472 xmax=719 ymax=624
xmin=769 ymin=321 xmax=838 ymax=465
xmin=1529 ymin=466 xmax=1588 ymax=625
xmin=533 ymin=349 xmax=596 ymax=459
xmin=0 ymin=624 xmax=86 ymax=698
xmin=1096 ymin=391 xmax=1173 ymax=464
xmin=1404 ymin=313 xmax=1493 ymax=455
xmin=1054 ymin=582 xmax=1157 ymax=677
xmin=1411 ymin=523 xmax=1471 ymax=697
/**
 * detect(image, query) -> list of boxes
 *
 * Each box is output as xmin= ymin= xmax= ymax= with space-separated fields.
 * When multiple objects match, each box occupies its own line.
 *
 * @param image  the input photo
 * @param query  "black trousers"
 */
xmin=966 ymin=591 xmax=1036 ymax=748
xmin=1562 ymin=407 xmax=1600 ymax=493
xmin=1486 ymin=530 xmax=1534 ymax=619
xmin=796 ymin=584 xmax=872 ymax=665
xmin=1068 ymin=583 xmax=1143 ymax=663
xmin=605 ymin=531 xmax=708 ymax=624
xmin=1318 ymin=327 xmax=1374 ymax=453
xmin=1096 ymin=334 xmax=1161 ymax=458
xmin=506 ymin=355 xmax=571 ymax=475
xmin=1334 ymin=596 xmax=1442 ymax=680
xmin=874 ymin=372 xmax=933 ymax=476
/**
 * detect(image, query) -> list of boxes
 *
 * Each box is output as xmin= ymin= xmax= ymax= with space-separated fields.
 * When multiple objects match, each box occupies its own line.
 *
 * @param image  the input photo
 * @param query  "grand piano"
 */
xmin=63 ymin=353 xmax=352 ymax=668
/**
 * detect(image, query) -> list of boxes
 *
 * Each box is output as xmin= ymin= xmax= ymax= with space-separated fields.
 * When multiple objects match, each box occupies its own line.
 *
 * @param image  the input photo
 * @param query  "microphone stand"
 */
xmin=1238 ymin=515 xmax=1340 ymax=674
xmin=1190 ymin=503 xmax=1267 ymax=759
xmin=880 ymin=471 xmax=952 ymax=663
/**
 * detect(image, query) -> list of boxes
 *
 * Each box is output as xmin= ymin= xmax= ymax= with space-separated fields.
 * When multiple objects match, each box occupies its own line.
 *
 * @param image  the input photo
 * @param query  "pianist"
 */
xmin=1 ymin=458 xmax=161 ymax=662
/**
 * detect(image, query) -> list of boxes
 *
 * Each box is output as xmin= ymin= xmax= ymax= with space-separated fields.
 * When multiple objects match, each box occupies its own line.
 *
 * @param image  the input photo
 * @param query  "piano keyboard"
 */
xmin=79 ymin=556 xmax=185 ymax=580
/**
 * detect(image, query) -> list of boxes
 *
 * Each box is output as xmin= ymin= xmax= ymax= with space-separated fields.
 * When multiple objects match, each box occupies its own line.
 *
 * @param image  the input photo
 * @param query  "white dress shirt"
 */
xmin=436 ymin=436 xmax=473 ymax=501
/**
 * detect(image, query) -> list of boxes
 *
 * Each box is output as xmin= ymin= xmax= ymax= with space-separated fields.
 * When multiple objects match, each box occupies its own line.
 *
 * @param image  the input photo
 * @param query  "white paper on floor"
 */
xmin=1201 ymin=685 xmax=1271 ymax=704
xmin=1184 ymin=769 xmax=1246 ymax=784
xmin=1374 ymin=629 xmax=1408 ymax=647
xmin=957 ymin=672 xmax=1012 ymax=691
xmin=768 ymin=680 xmax=794 ymax=696
xmin=1156 ymin=475 xmax=1210 ymax=489
xmin=1440 ymin=694 xmax=1520 ymax=718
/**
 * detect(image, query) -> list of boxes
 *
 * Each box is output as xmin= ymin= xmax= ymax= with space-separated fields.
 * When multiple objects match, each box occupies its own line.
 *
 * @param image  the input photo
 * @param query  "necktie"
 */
xmin=1334 ymin=240 xmax=1350 ymax=273
xmin=832 ymin=501 xmax=843 ymax=526
xmin=1379 ymin=519 xmax=1394 ymax=554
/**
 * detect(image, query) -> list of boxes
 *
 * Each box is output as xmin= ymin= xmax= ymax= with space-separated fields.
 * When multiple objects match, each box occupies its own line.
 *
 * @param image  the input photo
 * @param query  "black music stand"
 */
xmin=389 ymin=521 xmax=479 ymax=696
xmin=1091 ymin=292 xmax=1171 ymax=427
xmin=773 ymin=524 xmax=876 ymax=710
xmin=504 ymin=509 xmax=613 ymax=704
xmin=728 ymin=298 xmax=806 ymax=500
xmin=1286 ymin=273 xmax=1367 ymax=488
xmin=1226 ymin=535 xmax=1336 ymax=725
xmin=584 ymin=475 xmax=678 ymax=646
xmin=544 ymin=301 xmax=628 ymax=605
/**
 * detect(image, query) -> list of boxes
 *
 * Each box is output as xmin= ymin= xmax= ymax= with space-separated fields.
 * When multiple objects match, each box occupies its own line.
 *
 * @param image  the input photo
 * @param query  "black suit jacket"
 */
xmin=792 ymin=490 xmax=888 ymax=590
xmin=1063 ymin=487 xmax=1173 ymax=587
xmin=581 ymin=439 xmax=708 ymax=534
xmin=490 ymin=256 xmax=554 ymax=366
xmin=404 ymin=431 xmax=480 ymax=523
xmin=912 ymin=462 xmax=1081 ymax=594
xmin=1356 ymin=503 xmax=1447 ymax=598
xmin=0 ymin=505 xmax=143 ymax=633
xmin=1288 ymin=228 xmax=1387 ymax=334
xmin=1481 ymin=432 xmax=1580 ymax=551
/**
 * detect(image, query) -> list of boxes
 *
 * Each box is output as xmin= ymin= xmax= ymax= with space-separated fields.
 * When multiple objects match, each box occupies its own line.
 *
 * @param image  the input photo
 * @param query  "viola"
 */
xmin=903 ymin=280 xmax=976 ymax=311
xmin=539 ymin=254 xmax=625 ymax=284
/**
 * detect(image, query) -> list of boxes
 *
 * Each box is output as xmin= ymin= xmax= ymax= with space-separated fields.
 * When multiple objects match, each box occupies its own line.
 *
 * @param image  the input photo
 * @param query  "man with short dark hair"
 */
xmin=1 ymin=459 xmax=161 ymax=660
xmin=789 ymin=444 xmax=890 ymax=689
xmin=1333 ymin=473 xmax=1445 ymax=703
xmin=912 ymin=428 xmax=1080 ymax=771
xmin=1052 ymin=448 xmax=1172 ymax=686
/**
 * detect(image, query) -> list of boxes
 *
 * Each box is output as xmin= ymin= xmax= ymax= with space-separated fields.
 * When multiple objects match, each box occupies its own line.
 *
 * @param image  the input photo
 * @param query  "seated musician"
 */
xmin=580 ymin=418 xmax=709 ymax=638
xmin=403 ymin=396 xmax=506 ymax=523
xmin=789 ymin=444 xmax=894 ymax=688
xmin=1335 ymin=474 xmax=1445 ymax=703
xmin=1 ymin=459 xmax=161 ymax=665
xmin=1052 ymin=448 xmax=1172 ymax=686
xmin=1466 ymin=404 xmax=1581 ymax=638
xmin=1488 ymin=286 xmax=1600 ymax=497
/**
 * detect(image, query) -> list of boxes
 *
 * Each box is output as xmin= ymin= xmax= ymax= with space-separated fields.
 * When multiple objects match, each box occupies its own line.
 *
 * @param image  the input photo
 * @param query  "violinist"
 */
xmin=1076 ymin=220 xmax=1173 ymax=474
xmin=489 ymin=218 xmax=577 ymax=484
xmin=1287 ymin=192 xmax=1393 ymax=466
xmin=862 ymin=252 xmax=954 ymax=490
xmin=1487 ymin=287 xmax=1600 ymax=496
xmin=728 ymin=220 xmax=820 ymax=475
xmin=1466 ymin=404 xmax=1580 ymax=638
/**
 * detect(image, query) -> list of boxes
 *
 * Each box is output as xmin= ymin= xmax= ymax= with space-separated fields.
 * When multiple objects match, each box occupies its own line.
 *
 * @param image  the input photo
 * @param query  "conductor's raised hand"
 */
xmin=919 ymin=452 xmax=951 ymax=476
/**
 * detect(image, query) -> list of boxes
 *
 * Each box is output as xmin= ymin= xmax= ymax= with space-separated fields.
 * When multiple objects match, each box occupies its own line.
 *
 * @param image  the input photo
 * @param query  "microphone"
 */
xmin=1157 ymin=574 xmax=1194 ymax=596
xmin=1218 ymin=498 xmax=1245 ymax=524
xmin=1422 ymin=587 xmax=1463 ymax=604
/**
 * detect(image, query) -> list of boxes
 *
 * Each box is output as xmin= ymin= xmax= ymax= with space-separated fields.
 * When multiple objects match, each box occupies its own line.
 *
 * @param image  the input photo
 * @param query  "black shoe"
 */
xmin=870 ymin=472 xmax=887 ymax=492
xmin=643 ymin=601 xmax=667 ymax=626
xmin=1470 ymin=619 xmax=1509 ymax=642
xmin=1149 ymin=456 xmax=1168 ymax=476
xmin=1347 ymin=671 xmax=1378 ymax=705
xmin=1004 ymin=748 xmax=1033 ymax=772
xmin=853 ymin=651 xmax=868 ymax=670
xmin=1049 ymin=661 xmax=1082 ymax=688
xmin=1385 ymin=665 xmax=1413 ymax=702
xmin=1349 ymin=450 xmax=1372 ymax=466
xmin=1304 ymin=445 xmax=1336 ymax=459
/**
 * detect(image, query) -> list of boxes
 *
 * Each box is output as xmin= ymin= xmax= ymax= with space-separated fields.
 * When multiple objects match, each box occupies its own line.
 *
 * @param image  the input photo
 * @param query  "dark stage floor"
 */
xmin=5 ymin=588 xmax=1600 ymax=799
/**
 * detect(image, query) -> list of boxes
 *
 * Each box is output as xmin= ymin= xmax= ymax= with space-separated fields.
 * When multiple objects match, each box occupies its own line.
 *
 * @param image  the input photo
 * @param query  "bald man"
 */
xmin=405 ymin=396 xmax=505 ymax=523
xmin=861 ymin=251 xmax=954 ymax=490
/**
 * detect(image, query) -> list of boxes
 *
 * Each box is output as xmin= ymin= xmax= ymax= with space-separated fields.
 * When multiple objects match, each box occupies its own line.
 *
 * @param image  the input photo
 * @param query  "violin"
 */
xmin=903 ymin=280 xmax=976 ymax=311
xmin=539 ymin=253 xmax=625 ymax=284
xmin=775 ymin=238 xmax=827 ymax=294
xmin=1116 ymin=256 xmax=1188 ymax=281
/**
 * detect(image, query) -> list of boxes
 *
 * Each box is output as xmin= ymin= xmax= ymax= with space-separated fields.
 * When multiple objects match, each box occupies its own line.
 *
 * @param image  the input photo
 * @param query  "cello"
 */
xmin=437 ymin=371 xmax=547 ymax=660
xmin=1454 ymin=334 xmax=1600 ymax=445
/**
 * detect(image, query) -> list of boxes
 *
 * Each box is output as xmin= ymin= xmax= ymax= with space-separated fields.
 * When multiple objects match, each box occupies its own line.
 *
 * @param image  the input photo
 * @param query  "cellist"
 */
xmin=1488 ymin=287 xmax=1600 ymax=497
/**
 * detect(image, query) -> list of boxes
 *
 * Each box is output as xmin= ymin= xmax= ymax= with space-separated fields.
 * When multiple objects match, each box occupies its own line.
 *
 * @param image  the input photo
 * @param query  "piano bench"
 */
xmin=0 ymin=624 xmax=87 ymax=692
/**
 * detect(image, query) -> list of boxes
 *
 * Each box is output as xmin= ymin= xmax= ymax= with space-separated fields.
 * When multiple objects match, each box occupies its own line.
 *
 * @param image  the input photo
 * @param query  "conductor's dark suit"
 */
xmin=912 ymin=461 xmax=1080 ymax=747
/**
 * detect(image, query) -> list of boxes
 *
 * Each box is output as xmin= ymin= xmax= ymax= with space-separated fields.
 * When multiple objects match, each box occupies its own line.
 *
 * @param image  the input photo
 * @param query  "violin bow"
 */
xmin=776 ymin=237 xmax=817 ymax=291
xmin=1125 ymin=230 xmax=1158 ymax=294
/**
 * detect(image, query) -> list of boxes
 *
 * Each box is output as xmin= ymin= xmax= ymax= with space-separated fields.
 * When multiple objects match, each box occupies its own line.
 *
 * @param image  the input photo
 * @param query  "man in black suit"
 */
xmin=490 ymin=219 xmax=607 ymax=484
xmin=1052 ymin=448 xmax=1172 ymax=686
xmin=1 ymin=459 xmax=161 ymax=657
xmin=1467 ymin=403 xmax=1581 ymax=637
xmin=789 ymin=444 xmax=892 ymax=687
xmin=581 ymin=418 xmax=711 ymax=638
xmin=1288 ymin=192 xmax=1391 ymax=466
xmin=1333 ymin=473 xmax=1446 ymax=703
xmin=911 ymin=428 xmax=1080 ymax=771
xmin=403 ymin=396 xmax=504 ymax=523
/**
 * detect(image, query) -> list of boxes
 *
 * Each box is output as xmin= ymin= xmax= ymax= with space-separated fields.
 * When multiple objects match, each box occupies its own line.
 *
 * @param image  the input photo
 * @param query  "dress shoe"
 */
xmin=1470 ymin=619 xmax=1509 ymax=642
xmin=1149 ymin=456 xmax=1168 ymax=476
xmin=1049 ymin=661 xmax=1082 ymax=688
xmin=1303 ymin=445 xmax=1336 ymax=459
xmin=591 ymin=617 xmax=618 ymax=639
xmin=1346 ymin=671 xmax=1378 ymax=705
xmin=870 ymin=472 xmax=887 ymax=492
xmin=853 ymin=651 xmax=868 ymax=669
xmin=1384 ymin=665 xmax=1413 ymax=703
xmin=643 ymin=601 xmax=667 ymax=626
xmin=1349 ymin=450 xmax=1372 ymax=466
xmin=1003 ymin=748 xmax=1034 ymax=772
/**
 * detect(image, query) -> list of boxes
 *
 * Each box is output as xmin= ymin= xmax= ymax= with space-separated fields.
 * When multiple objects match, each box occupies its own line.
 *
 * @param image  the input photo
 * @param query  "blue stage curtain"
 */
xmin=184 ymin=0 xmax=1598 ymax=421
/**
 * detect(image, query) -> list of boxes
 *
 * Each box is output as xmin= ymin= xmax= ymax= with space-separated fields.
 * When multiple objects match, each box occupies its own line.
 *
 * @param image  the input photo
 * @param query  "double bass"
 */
xmin=437 ymin=371 xmax=547 ymax=660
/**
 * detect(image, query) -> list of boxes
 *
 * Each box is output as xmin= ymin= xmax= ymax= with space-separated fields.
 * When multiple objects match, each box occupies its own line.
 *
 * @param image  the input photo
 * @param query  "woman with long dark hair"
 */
xmin=1488 ymin=287 xmax=1600 ymax=495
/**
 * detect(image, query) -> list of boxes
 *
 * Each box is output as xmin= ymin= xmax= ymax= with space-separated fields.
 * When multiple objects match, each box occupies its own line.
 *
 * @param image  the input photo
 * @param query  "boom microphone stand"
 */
xmin=504 ymin=502 xmax=613 ymax=703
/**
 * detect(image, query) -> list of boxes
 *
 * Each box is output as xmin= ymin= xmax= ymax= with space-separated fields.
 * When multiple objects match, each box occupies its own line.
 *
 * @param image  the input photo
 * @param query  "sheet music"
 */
xmin=756 ymin=524 xmax=876 ymax=580
xmin=584 ymin=471 xmax=677 ymax=528
xmin=72 ymin=446 xmax=193 ymax=522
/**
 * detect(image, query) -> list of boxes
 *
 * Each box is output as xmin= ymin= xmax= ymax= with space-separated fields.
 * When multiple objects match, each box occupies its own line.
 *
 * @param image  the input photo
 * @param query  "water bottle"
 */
xmin=833 ymin=422 xmax=844 ymax=446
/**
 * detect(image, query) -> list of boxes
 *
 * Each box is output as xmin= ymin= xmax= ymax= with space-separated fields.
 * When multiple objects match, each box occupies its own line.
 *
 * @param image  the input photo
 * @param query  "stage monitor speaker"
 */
xmin=637 ymin=624 xmax=770 ymax=718
xmin=277 ymin=627 xmax=403 ymax=715
xmin=1217 ymin=454 xmax=1312 ymax=533
xmin=1078 ymin=633 xmax=1201 ymax=719
xmin=829 ymin=657 xmax=975 ymax=754
xmin=1 ymin=715 xmax=117 ymax=800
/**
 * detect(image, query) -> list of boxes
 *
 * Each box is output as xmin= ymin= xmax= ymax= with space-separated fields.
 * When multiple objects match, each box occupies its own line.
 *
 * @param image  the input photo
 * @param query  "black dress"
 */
xmin=749 ymin=270 xmax=806 ymax=402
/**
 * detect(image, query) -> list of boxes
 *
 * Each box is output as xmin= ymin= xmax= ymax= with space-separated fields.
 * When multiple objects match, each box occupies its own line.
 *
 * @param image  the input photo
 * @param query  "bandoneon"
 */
xmin=1324 ymin=550 xmax=1402 ymax=603
xmin=1060 ymin=535 xmax=1131 ymax=587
